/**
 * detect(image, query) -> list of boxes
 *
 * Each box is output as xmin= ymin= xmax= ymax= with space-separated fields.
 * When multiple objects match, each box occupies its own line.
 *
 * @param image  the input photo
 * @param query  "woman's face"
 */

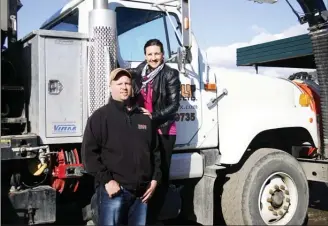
xmin=145 ymin=45 xmax=164 ymax=69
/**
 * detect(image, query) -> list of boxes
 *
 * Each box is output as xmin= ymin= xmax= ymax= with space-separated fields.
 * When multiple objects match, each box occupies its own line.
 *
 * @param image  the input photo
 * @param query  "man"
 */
xmin=81 ymin=68 xmax=161 ymax=226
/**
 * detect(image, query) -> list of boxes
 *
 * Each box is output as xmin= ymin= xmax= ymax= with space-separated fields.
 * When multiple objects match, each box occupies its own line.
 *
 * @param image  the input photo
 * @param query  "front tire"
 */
xmin=221 ymin=148 xmax=309 ymax=225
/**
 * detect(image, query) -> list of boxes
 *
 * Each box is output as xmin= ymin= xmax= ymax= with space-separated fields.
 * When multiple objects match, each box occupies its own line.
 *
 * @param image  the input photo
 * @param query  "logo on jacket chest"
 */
xmin=138 ymin=124 xmax=147 ymax=130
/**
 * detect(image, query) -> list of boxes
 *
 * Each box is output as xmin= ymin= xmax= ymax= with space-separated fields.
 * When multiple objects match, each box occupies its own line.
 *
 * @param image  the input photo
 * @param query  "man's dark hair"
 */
xmin=144 ymin=39 xmax=164 ymax=54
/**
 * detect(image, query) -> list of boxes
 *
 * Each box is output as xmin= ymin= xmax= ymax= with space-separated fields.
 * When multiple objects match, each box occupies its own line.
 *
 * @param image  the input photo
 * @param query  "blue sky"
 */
xmin=17 ymin=0 xmax=316 ymax=48
xmin=16 ymin=0 xmax=327 ymax=77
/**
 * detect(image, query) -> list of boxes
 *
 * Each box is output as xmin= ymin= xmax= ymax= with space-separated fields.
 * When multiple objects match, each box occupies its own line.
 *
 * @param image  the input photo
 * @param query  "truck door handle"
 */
xmin=48 ymin=80 xmax=63 ymax=95
xmin=207 ymin=88 xmax=228 ymax=109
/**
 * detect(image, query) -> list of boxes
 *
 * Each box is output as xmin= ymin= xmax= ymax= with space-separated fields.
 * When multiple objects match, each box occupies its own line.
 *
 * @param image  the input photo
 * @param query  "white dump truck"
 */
xmin=1 ymin=0 xmax=328 ymax=225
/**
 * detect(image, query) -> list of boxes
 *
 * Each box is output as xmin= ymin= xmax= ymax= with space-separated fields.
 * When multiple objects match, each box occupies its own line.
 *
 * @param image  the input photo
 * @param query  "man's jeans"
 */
xmin=97 ymin=185 xmax=147 ymax=226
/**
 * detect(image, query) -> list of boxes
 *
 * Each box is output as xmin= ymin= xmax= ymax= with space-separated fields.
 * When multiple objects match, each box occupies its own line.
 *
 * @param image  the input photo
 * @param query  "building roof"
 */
xmin=236 ymin=34 xmax=316 ymax=69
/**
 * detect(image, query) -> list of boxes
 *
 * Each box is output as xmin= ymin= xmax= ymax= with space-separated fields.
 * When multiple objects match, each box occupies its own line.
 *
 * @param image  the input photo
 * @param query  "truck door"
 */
xmin=114 ymin=3 xmax=214 ymax=149
xmin=113 ymin=1 xmax=217 ymax=149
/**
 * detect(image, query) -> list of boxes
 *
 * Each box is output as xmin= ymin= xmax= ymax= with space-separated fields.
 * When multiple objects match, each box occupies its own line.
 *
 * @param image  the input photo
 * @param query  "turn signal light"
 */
xmin=299 ymin=93 xmax=311 ymax=107
xmin=205 ymin=83 xmax=217 ymax=91
xmin=184 ymin=17 xmax=190 ymax=30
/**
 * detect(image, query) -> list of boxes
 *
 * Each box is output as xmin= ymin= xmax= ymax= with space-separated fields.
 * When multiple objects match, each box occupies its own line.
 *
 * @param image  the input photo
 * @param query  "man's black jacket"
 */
xmin=127 ymin=61 xmax=181 ymax=134
xmin=81 ymin=98 xmax=161 ymax=191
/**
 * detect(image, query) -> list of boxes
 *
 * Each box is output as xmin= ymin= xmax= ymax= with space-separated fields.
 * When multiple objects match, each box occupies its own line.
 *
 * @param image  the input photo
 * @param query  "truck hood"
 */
xmin=212 ymin=69 xmax=319 ymax=164
xmin=215 ymin=69 xmax=302 ymax=109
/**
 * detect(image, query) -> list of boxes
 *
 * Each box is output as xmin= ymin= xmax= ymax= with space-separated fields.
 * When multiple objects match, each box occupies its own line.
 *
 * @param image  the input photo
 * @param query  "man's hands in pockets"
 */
xmin=105 ymin=180 xmax=121 ymax=198
xmin=141 ymin=180 xmax=158 ymax=203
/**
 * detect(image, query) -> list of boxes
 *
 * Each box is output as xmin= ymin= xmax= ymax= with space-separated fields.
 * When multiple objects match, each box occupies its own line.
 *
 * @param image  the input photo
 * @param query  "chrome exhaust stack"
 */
xmin=88 ymin=0 xmax=117 ymax=116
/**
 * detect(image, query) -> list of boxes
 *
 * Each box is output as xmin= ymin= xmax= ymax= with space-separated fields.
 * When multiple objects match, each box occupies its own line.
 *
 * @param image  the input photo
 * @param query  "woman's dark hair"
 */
xmin=144 ymin=39 xmax=164 ymax=54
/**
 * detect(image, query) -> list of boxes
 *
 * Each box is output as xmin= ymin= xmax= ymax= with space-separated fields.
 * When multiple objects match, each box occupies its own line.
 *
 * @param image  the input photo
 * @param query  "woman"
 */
xmin=128 ymin=38 xmax=181 ymax=223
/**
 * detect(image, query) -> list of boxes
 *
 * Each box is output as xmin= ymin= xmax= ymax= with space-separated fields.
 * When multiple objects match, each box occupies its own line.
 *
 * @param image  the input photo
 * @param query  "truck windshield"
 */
xmin=116 ymin=7 xmax=181 ymax=62
xmin=41 ymin=8 xmax=79 ymax=32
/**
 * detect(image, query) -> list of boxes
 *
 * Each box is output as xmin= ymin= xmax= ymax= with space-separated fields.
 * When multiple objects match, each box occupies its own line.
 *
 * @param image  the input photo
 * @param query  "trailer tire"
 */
xmin=221 ymin=148 xmax=309 ymax=225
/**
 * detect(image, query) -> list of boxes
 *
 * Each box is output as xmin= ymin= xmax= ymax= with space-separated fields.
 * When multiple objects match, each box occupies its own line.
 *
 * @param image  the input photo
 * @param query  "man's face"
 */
xmin=110 ymin=74 xmax=132 ymax=102
xmin=145 ymin=45 xmax=164 ymax=69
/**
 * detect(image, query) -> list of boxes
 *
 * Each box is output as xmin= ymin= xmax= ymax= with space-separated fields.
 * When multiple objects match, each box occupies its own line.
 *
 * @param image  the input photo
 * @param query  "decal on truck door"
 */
xmin=178 ymin=83 xmax=198 ymax=122
xmin=181 ymin=84 xmax=196 ymax=101
xmin=177 ymin=83 xmax=198 ymax=123
xmin=175 ymin=78 xmax=201 ymax=146
xmin=175 ymin=112 xmax=196 ymax=122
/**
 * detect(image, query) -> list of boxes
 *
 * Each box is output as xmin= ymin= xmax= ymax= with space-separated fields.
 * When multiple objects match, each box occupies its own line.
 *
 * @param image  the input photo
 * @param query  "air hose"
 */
xmin=309 ymin=28 xmax=328 ymax=158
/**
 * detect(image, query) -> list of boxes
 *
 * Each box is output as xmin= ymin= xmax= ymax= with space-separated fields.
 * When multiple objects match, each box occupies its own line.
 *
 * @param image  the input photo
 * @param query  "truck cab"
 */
xmin=41 ymin=0 xmax=220 ymax=152
xmin=39 ymin=0 xmax=221 ymax=178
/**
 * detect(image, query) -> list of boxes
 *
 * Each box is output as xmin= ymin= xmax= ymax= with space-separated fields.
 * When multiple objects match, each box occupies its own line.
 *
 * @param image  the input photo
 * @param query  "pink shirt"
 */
xmin=138 ymin=82 xmax=176 ymax=135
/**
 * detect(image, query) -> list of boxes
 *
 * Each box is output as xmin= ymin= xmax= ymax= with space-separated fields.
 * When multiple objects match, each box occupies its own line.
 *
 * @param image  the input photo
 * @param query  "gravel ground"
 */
xmin=4 ymin=181 xmax=326 ymax=225
xmin=163 ymin=181 xmax=328 ymax=225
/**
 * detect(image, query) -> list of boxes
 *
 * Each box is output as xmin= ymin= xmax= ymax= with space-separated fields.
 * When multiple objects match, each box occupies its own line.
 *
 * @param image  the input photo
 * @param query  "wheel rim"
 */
xmin=258 ymin=172 xmax=298 ymax=225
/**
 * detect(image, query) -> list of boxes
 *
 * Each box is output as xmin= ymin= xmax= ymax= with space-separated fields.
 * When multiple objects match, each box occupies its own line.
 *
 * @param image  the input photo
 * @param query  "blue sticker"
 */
xmin=53 ymin=123 xmax=77 ymax=133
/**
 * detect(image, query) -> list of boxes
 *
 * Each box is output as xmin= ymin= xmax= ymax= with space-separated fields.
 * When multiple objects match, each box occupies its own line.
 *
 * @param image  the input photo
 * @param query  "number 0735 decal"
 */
xmin=175 ymin=112 xmax=196 ymax=121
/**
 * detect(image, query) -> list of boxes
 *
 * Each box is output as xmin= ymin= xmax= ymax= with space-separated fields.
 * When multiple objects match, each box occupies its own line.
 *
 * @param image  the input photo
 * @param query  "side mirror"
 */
xmin=177 ymin=47 xmax=183 ymax=72
xmin=177 ymin=46 xmax=192 ymax=73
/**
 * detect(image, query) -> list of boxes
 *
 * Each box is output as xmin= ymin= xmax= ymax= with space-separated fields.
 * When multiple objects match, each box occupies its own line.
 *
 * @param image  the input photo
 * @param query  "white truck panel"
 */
xmin=170 ymin=152 xmax=204 ymax=180
xmin=216 ymin=72 xmax=319 ymax=164
xmin=168 ymin=35 xmax=219 ymax=150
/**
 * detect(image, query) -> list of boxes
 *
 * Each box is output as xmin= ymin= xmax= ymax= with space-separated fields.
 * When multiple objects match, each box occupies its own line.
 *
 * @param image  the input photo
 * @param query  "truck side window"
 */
xmin=49 ymin=9 xmax=79 ymax=32
xmin=116 ymin=7 xmax=181 ymax=62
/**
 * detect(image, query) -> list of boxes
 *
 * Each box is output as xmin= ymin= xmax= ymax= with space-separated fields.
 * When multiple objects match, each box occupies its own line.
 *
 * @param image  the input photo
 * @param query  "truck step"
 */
xmin=1 ymin=117 xmax=27 ymax=124
xmin=2 ymin=85 xmax=24 ymax=91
